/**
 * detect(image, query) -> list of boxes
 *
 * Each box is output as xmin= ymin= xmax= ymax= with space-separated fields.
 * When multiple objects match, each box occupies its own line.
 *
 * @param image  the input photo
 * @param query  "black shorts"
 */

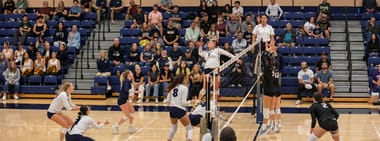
xmin=264 ymin=87 xmax=281 ymax=97
xmin=189 ymin=114 xmax=203 ymax=126
xmin=66 ymin=133 xmax=95 ymax=141
xmin=319 ymin=119 xmax=338 ymax=132
xmin=47 ymin=111 xmax=56 ymax=119
xmin=169 ymin=107 xmax=187 ymax=119
xmin=117 ymin=97 xmax=128 ymax=106
xmin=204 ymin=68 xmax=219 ymax=75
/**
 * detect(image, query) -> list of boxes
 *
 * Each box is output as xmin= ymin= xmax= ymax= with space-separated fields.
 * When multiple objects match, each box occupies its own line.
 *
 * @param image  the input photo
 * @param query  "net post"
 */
xmin=255 ymin=40 xmax=263 ymax=124
xmin=206 ymin=74 xmax=212 ymax=130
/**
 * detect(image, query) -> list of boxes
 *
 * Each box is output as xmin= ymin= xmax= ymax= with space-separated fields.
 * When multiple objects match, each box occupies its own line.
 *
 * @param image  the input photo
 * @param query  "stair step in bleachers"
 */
xmin=351 ymin=86 xmax=369 ymax=93
xmin=334 ymin=75 xmax=349 ymax=81
xmin=335 ymin=86 xmax=350 ymax=93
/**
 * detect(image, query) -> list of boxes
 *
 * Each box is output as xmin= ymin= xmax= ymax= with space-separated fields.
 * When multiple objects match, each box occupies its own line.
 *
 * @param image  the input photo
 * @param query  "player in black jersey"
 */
xmin=259 ymin=43 xmax=282 ymax=135
xmin=308 ymin=93 xmax=341 ymax=141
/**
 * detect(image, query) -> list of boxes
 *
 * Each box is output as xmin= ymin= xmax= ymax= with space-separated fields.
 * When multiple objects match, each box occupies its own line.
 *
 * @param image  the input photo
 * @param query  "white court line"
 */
xmin=124 ymin=118 xmax=157 ymax=141
xmin=371 ymin=120 xmax=380 ymax=139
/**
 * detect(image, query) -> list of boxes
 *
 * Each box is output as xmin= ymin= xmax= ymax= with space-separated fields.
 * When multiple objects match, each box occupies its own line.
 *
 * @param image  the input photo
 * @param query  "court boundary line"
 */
xmin=370 ymin=119 xmax=380 ymax=139
xmin=124 ymin=118 xmax=157 ymax=141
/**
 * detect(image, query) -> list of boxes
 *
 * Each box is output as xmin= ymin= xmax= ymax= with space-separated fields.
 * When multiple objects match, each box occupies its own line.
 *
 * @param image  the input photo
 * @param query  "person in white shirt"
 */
xmin=166 ymin=74 xmax=193 ymax=141
xmin=231 ymin=31 xmax=247 ymax=54
xmin=47 ymin=82 xmax=81 ymax=141
xmin=232 ymin=1 xmax=243 ymax=18
xmin=252 ymin=15 xmax=275 ymax=52
xmin=296 ymin=61 xmax=316 ymax=104
xmin=65 ymin=106 xmax=110 ymax=141
xmin=265 ymin=0 xmax=283 ymax=21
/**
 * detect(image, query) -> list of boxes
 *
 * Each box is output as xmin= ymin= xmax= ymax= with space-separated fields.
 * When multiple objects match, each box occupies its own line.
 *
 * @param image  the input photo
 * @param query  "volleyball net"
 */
xmin=201 ymin=40 xmax=263 ymax=140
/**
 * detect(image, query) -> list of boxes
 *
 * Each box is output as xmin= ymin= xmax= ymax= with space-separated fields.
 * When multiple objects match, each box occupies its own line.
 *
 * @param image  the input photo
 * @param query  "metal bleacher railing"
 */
xmin=345 ymin=7 xmax=353 ymax=93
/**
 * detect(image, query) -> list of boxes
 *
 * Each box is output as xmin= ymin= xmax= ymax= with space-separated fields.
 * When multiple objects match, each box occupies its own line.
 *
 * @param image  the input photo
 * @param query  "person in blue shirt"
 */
xmin=68 ymin=0 xmax=82 ymax=20
xmin=110 ymin=0 xmax=123 ymax=24
xmin=67 ymin=25 xmax=81 ymax=50
xmin=316 ymin=62 xmax=335 ymax=102
xmin=92 ymin=0 xmax=107 ymax=22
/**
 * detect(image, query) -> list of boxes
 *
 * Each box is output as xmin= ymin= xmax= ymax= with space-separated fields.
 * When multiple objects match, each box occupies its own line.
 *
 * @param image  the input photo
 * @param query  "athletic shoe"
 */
xmin=128 ymin=126 xmax=139 ymax=133
xmin=257 ymin=126 xmax=270 ymax=136
xmin=2 ymin=95 xmax=6 ymax=101
xmin=107 ymin=85 xmax=112 ymax=91
xmin=273 ymin=124 xmax=281 ymax=133
xmin=162 ymin=98 xmax=167 ymax=103
xmin=296 ymin=100 xmax=301 ymax=105
xmin=13 ymin=95 xmax=19 ymax=100
xmin=137 ymin=99 xmax=142 ymax=103
xmin=112 ymin=125 xmax=119 ymax=134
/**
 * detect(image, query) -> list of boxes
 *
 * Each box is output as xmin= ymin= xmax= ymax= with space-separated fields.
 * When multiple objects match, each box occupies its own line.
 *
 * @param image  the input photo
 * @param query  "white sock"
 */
xmin=307 ymin=133 xmax=319 ymax=141
xmin=185 ymin=124 xmax=193 ymax=140
xmin=168 ymin=123 xmax=178 ymax=140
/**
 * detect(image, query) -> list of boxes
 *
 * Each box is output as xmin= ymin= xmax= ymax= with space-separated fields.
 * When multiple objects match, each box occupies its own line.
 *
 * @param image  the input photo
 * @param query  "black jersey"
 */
xmin=309 ymin=102 xmax=339 ymax=128
xmin=262 ymin=51 xmax=281 ymax=96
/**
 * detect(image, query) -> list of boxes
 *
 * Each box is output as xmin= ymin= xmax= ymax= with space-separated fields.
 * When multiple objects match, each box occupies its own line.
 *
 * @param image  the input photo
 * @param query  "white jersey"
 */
xmin=252 ymin=24 xmax=275 ymax=42
xmin=47 ymin=92 xmax=76 ymax=113
xmin=68 ymin=116 xmax=103 ymax=135
xmin=167 ymin=84 xmax=189 ymax=111
xmin=199 ymin=48 xmax=235 ymax=69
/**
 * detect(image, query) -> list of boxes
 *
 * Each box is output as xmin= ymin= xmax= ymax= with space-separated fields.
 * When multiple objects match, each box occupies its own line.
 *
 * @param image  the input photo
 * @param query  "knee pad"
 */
xmin=307 ymin=133 xmax=319 ymax=141
xmin=185 ymin=124 xmax=193 ymax=140
xmin=275 ymin=108 xmax=281 ymax=114
xmin=61 ymin=128 xmax=68 ymax=134
xmin=263 ymin=108 xmax=270 ymax=119
xmin=270 ymin=110 xmax=275 ymax=115
xmin=168 ymin=123 xmax=178 ymax=140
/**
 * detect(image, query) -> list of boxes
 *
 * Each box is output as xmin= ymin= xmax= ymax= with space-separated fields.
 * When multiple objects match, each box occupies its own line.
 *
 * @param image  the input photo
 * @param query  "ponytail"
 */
xmin=166 ymin=74 xmax=185 ymax=93
xmin=70 ymin=105 xmax=89 ymax=131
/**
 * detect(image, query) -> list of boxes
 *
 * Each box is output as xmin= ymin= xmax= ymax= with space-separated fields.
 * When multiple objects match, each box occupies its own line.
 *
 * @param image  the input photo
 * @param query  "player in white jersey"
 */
xmin=198 ymin=40 xmax=235 ymax=102
xmin=66 ymin=105 xmax=110 ymax=141
xmin=166 ymin=74 xmax=193 ymax=141
xmin=47 ymin=82 xmax=81 ymax=141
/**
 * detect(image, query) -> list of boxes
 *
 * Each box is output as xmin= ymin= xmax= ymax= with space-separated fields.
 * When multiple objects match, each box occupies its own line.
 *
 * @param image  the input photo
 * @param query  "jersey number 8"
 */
xmin=173 ymin=88 xmax=179 ymax=97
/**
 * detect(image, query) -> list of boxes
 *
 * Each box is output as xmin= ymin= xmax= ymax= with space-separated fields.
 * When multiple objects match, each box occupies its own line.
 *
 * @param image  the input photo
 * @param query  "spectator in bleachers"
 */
xmin=92 ymin=0 xmax=107 ymax=22
xmin=265 ymin=0 xmax=283 ymax=21
xmin=57 ymin=42 xmax=68 ymax=68
xmin=20 ymin=53 xmax=32 ymax=76
xmin=200 ymin=15 xmax=211 ymax=37
xmin=185 ymin=22 xmax=201 ymax=45
xmin=140 ymin=44 xmax=154 ymax=66
xmin=317 ymin=14 xmax=331 ymax=39
xmin=193 ymin=16 xmax=201 ymax=27
xmin=37 ymin=1 xmax=53 ymax=21
xmin=160 ymin=62 xmax=173 ymax=103
xmin=34 ymin=52 xmax=46 ymax=76
xmin=231 ymin=31 xmax=247 ymax=54
xmin=226 ymin=14 xmax=241 ymax=37
xmin=96 ymin=50 xmax=111 ymax=90
xmin=139 ymin=23 xmax=153 ymax=46
xmin=81 ymin=0 xmax=92 ymax=13
xmin=363 ymin=0 xmax=377 ymax=13
xmin=163 ymin=20 xmax=179 ymax=46
xmin=126 ymin=43 xmax=140 ymax=68
xmin=67 ymin=25 xmax=81 ymax=50
xmin=32 ymin=16 xmax=47 ymax=37
xmin=316 ymin=0 xmax=331 ymax=21
xmin=367 ymin=33 xmax=380 ymax=55
xmin=156 ymin=50 xmax=173 ymax=71
xmin=2 ymin=60 xmax=20 ymax=100
xmin=145 ymin=64 xmax=160 ymax=103
xmin=53 ymin=1 xmax=68 ymax=21
xmin=316 ymin=62 xmax=335 ymax=101
xmin=312 ymin=23 xmax=324 ymax=38
xmin=160 ymin=0 xmax=173 ymax=12
xmin=187 ymin=41 xmax=199 ymax=62
xmin=150 ymin=32 xmax=165 ymax=50
xmin=27 ymin=42 xmax=36 ymax=60
xmin=152 ymin=43 xmax=163 ymax=60
xmin=2 ymin=42 xmax=13 ymax=60
xmin=176 ymin=61 xmax=190 ymax=77
xmin=13 ymin=15 xmax=31 ymax=45
xmin=132 ymin=64 xmax=144 ymax=103
xmin=198 ymin=0 xmax=208 ymax=18
xmin=110 ymin=0 xmax=123 ymax=24
xmin=278 ymin=23 xmax=296 ymax=47
xmin=296 ymin=61 xmax=316 ymax=105
xmin=131 ymin=6 xmax=146 ymax=28
xmin=68 ymin=0 xmax=82 ymax=20
xmin=221 ymin=4 xmax=231 ymax=20
xmin=47 ymin=52 xmax=61 ymax=75
xmin=244 ymin=24 xmax=253 ymax=44
xmin=0 ymin=53 xmax=9 ymax=83
xmin=229 ymin=57 xmax=245 ymax=87
xmin=111 ymin=58 xmax=125 ymax=76
xmin=221 ymin=42 xmax=233 ymax=64
xmin=189 ymin=63 xmax=202 ymax=102
xmin=13 ymin=0 xmax=27 ymax=14
xmin=304 ymin=17 xmax=316 ymax=36
xmin=241 ymin=15 xmax=255 ymax=33
xmin=108 ymin=38 xmax=124 ymax=64
xmin=296 ymin=25 xmax=306 ymax=37
xmin=232 ymin=1 xmax=243 ymax=18
xmin=53 ymin=22 xmax=68 ymax=44
xmin=35 ymin=36 xmax=45 ymax=53
xmin=219 ymin=126 xmax=237 ymax=141
xmin=216 ymin=16 xmax=227 ymax=37
xmin=168 ymin=5 xmax=181 ymax=29
xmin=371 ymin=65 xmax=380 ymax=99
xmin=169 ymin=42 xmax=183 ymax=66
xmin=148 ymin=4 xmax=163 ymax=36
xmin=14 ymin=43 xmax=26 ymax=65
xmin=207 ymin=24 xmax=219 ymax=42
xmin=42 ymin=41 xmax=53 ymax=59
xmin=126 ymin=0 xmax=138 ymax=20
xmin=4 ymin=0 xmax=15 ymax=14
xmin=183 ymin=49 xmax=197 ymax=69
xmin=54 ymin=37 xmax=65 ymax=49
xmin=315 ymin=52 xmax=332 ymax=72
xmin=365 ymin=17 xmax=379 ymax=35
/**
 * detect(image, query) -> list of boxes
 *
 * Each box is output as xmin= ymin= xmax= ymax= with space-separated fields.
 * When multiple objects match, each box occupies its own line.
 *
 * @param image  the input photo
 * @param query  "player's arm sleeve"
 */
xmin=181 ymin=87 xmax=190 ymax=106
xmin=88 ymin=117 xmax=104 ymax=129
xmin=310 ymin=105 xmax=317 ymax=128
xmin=218 ymin=48 xmax=235 ymax=58
xmin=61 ymin=93 xmax=73 ymax=111
xmin=329 ymin=104 xmax=339 ymax=119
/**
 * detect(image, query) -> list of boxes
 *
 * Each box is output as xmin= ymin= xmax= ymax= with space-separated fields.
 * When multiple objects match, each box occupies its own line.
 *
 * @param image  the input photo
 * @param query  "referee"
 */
xmin=308 ymin=92 xmax=341 ymax=141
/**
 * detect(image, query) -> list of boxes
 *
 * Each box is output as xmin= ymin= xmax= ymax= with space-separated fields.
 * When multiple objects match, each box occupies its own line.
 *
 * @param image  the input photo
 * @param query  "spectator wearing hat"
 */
xmin=13 ymin=15 xmax=31 ymax=45
xmin=316 ymin=0 xmax=331 ymax=21
xmin=182 ymin=49 xmax=197 ymax=69
xmin=315 ymin=52 xmax=332 ymax=72
xmin=148 ymin=4 xmax=163 ymax=35
xmin=296 ymin=61 xmax=316 ymax=105
xmin=110 ymin=0 xmax=123 ymax=24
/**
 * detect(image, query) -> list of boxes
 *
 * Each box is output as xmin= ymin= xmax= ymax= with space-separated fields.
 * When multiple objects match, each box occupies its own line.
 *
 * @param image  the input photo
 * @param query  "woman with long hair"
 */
xmin=166 ymin=74 xmax=193 ymax=141
xmin=32 ymin=15 xmax=47 ymax=37
xmin=20 ymin=53 xmax=33 ymax=77
xmin=47 ymin=82 xmax=81 ymax=141
xmin=34 ymin=52 xmax=46 ymax=76
xmin=47 ymin=52 xmax=61 ymax=75
xmin=112 ymin=70 xmax=139 ymax=134
xmin=0 ymin=53 xmax=9 ymax=84
xmin=65 ymin=106 xmax=110 ymax=141
xmin=2 ymin=60 xmax=20 ymax=100
xmin=189 ymin=64 xmax=203 ymax=103
xmin=14 ymin=42 xmax=26 ymax=65
xmin=207 ymin=24 xmax=219 ymax=42
xmin=53 ymin=1 xmax=68 ymax=21
xmin=54 ymin=22 xmax=68 ymax=43
xmin=132 ymin=64 xmax=145 ymax=103
xmin=2 ymin=42 xmax=13 ymax=60
xmin=145 ymin=64 xmax=160 ymax=103
xmin=308 ymin=92 xmax=341 ymax=141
